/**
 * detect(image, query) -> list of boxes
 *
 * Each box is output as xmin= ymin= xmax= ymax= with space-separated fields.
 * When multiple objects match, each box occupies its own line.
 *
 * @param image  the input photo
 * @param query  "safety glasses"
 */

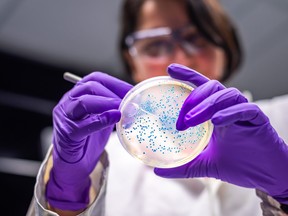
xmin=125 ymin=25 xmax=210 ymax=62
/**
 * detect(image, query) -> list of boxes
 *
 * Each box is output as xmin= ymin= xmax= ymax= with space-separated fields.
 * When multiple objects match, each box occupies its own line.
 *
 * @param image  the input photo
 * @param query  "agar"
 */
xmin=116 ymin=76 xmax=213 ymax=168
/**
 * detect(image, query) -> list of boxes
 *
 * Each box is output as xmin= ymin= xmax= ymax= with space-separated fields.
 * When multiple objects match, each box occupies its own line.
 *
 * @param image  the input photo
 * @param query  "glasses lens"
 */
xmin=181 ymin=26 xmax=209 ymax=49
xmin=134 ymin=35 xmax=174 ymax=59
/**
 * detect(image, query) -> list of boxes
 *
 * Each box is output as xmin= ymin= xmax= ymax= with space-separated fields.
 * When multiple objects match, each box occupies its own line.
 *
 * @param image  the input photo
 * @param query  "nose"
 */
xmin=172 ymin=44 xmax=196 ymax=68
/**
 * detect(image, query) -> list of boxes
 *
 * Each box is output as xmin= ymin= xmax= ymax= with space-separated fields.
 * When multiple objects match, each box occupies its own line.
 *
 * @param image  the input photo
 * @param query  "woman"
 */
xmin=28 ymin=0 xmax=288 ymax=215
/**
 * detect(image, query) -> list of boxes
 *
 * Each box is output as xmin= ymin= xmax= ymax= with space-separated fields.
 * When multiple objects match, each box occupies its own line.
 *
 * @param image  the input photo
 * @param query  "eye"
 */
xmin=184 ymin=33 xmax=208 ymax=48
xmin=139 ymin=38 xmax=174 ymax=57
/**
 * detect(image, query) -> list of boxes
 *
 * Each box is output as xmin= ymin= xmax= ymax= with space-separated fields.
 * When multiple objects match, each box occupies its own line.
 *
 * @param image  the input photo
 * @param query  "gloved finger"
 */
xmin=69 ymin=81 xmax=122 ymax=98
xmin=167 ymin=63 xmax=210 ymax=87
xmin=212 ymin=103 xmax=269 ymax=126
xmin=178 ymin=88 xmax=247 ymax=130
xmin=64 ymin=95 xmax=122 ymax=120
xmin=177 ymin=80 xmax=225 ymax=130
xmin=79 ymin=72 xmax=133 ymax=98
xmin=69 ymin=110 xmax=121 ymax=141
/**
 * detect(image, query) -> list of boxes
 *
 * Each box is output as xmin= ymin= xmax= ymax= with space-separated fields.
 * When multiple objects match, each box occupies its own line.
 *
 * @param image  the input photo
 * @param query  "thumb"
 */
xmin=154 ymin=153 xmax=210 ymax=178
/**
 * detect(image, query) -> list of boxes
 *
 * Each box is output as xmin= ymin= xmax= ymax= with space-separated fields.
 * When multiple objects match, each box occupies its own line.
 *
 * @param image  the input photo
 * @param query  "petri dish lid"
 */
xmin=116 ymin=76 xmax=213 ymax=168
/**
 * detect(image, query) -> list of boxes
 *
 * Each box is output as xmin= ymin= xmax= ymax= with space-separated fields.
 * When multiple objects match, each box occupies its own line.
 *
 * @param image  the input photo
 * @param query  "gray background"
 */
xmin=1 ymin=0 xmax=288 ymax=100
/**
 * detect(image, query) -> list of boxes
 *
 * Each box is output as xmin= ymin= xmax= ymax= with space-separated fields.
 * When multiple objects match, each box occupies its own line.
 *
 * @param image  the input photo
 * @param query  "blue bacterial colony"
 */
xmin=117 ymin=78 xmax=212 ymax=168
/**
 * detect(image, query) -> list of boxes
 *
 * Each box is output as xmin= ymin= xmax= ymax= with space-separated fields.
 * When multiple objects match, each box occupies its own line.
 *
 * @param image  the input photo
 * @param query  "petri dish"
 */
xmin=116 ymin=76 xmax=213 ymax=168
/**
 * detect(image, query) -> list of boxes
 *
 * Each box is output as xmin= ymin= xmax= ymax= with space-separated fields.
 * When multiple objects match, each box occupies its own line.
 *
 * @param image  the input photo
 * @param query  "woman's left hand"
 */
xmin=154 ymin=63 xmax=288 ymax=204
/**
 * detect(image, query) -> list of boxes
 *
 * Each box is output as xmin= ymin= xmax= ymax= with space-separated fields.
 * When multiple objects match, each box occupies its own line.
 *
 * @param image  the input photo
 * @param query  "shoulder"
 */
xmin=255 ymin=94 xmax=288 ymax=143
xmin=255 ymin=94 xmax=288 ymax=110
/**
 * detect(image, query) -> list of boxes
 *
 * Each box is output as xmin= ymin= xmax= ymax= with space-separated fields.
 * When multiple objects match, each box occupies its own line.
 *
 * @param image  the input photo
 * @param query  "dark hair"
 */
xmin=119 ymin=0 xmax=243 ymax=82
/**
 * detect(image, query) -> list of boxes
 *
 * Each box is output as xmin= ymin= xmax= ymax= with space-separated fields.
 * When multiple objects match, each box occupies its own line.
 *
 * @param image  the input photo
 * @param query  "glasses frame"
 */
xmin=125 ymin=25 xmax=200 ymax=58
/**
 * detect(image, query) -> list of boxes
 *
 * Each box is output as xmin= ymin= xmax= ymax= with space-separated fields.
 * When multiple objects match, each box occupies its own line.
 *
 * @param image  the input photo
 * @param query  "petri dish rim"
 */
xmin=116 ymin=76 xmax=213 ymax=168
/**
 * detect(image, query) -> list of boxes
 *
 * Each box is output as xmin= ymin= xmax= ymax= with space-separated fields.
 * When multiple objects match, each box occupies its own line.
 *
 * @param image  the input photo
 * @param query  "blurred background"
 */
xmin=0 ymin=0 xmax=288 ymax=215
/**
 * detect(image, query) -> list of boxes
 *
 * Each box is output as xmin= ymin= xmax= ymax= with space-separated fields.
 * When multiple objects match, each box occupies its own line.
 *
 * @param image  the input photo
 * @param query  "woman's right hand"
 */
xmin=155 ymin=64 xmax=288 ymax=205
xmin=46 ymin=72 xmax=133 ymax=211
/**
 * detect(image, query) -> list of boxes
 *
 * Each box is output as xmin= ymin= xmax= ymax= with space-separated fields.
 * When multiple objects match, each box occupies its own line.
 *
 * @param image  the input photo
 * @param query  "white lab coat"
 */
xmin=28 ymin=94 xmax=288 ymax=216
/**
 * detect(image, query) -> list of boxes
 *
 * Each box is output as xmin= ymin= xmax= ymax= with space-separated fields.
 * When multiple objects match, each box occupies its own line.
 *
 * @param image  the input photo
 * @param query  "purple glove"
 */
xmin=155 ymin=63 xmax=288 ymax=204
xmin=46 ymin=72 xmax=132 ymax=210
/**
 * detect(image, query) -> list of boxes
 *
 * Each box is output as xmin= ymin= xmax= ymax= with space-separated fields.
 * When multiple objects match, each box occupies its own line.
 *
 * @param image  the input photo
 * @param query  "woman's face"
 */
xmin=125 ymin=0 xmax=226 ymax=83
